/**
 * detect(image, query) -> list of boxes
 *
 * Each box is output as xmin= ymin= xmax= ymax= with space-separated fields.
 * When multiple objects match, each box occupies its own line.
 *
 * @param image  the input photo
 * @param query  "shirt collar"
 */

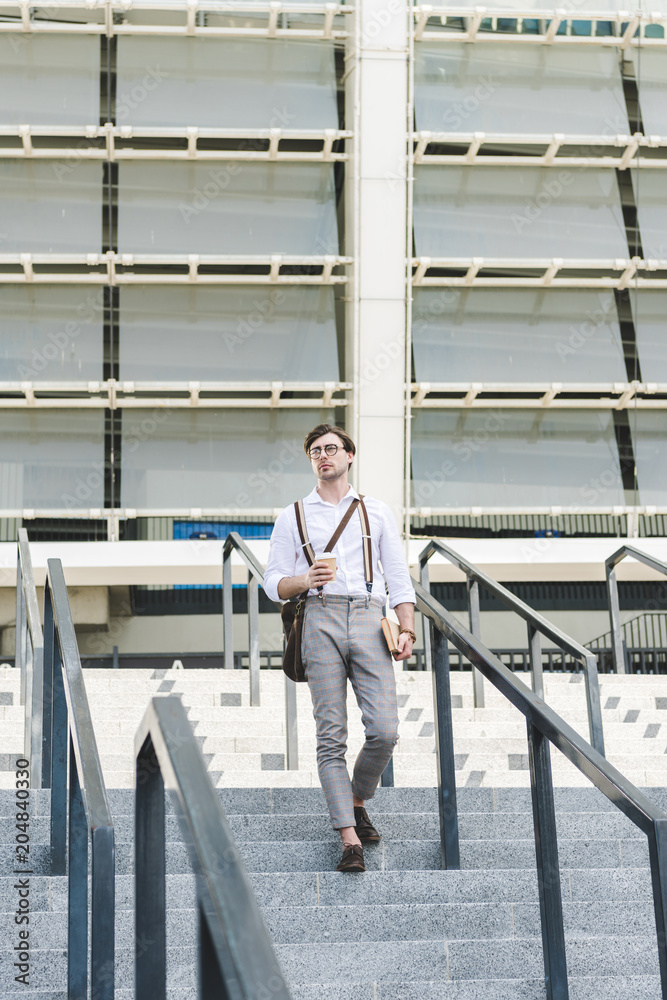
xmin=304 ymin=484 xmax=359 ymax=506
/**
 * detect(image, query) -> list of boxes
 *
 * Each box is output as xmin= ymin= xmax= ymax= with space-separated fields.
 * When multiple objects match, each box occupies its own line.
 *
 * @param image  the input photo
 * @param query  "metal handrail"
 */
xmin=419 ymin=539 xmax=605 ymax=757
xmin=15 ymin=529 xmax=45 ymax=786
xmin=415 ymin=578 xmax=667 ymax=999
xmin=43 ymin=559 xmax=115 ymax=999
xmin=222 ymin=532 xmax=298 ymax=769
xmin=606 ymin=545 xmax=667 ymax=674
xmin=134 ymin=695 xmax=292 ymax=1000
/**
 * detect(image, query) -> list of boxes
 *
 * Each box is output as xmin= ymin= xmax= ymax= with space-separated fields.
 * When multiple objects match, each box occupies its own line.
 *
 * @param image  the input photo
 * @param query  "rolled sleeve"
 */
xmin=378 ymin=504 xmax=416 ymax=608
xmin=263 ymin=507 xmax=297 ymax=603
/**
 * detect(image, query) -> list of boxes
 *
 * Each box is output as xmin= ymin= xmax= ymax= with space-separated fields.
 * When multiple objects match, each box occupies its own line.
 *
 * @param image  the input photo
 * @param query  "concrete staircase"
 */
xmin=0 ymin=664 xmax=666 ymax=998
xmin=0 ymin=784 xmax=663 ymax=999
xmin=2 ymin=665 xmax=665 ymax=791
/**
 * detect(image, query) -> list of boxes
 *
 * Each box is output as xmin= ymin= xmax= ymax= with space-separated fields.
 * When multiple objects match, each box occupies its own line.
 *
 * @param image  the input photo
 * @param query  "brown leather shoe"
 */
xmin=354 ymin=806 xmax=381 ymax=843
xmin=336 ymin=844 xmax=365 ymax=873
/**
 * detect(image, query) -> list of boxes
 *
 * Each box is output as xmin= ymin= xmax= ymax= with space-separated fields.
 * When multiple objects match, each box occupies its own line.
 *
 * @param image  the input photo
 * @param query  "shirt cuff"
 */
xmin=389 ymin=587 xmax=417 ymax=609
xmin=263 ymin=573 xmax=285 ymax=604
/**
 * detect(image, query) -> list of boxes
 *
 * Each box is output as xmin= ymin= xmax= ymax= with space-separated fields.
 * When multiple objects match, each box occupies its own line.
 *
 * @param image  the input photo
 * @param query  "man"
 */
xmin=264 ymin=423 xmax=416 ymax=872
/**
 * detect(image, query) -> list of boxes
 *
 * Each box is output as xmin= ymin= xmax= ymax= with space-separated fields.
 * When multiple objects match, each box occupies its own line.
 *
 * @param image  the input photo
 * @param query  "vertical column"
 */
xmin=346 ymin=0 xmax=409 ymax=528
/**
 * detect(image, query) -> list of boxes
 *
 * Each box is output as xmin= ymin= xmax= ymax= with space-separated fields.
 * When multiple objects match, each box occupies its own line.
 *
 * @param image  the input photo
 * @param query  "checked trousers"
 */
xmin=301 ymin=593 xmax=399 ymax=830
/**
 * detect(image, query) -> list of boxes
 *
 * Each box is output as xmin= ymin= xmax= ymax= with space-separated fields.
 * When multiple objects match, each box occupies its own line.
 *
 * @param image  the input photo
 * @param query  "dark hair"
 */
xmin=304 ymin=423 xmax=356 ymax=457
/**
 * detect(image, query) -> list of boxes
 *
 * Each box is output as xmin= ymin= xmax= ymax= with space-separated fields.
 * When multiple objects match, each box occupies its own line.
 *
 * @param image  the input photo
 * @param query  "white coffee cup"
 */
xmin=314 ymin=552 xmax=337 ymax=582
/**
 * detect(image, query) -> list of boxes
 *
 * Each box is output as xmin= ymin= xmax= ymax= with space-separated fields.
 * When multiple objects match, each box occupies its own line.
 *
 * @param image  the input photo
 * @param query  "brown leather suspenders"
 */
xmin=294 ymin=495 xmax=373 ymax=594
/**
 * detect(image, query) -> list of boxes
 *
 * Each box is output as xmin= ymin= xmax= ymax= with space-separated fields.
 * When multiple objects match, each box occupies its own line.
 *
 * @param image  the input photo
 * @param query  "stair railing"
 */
xmin=43 ymin=558 xmax=115 ymax=1000
xmin=417 ymin=577 xmax=667 ymax=1000
xmin=134 ymin=695 xmax=292 ymax=1000
xmin=420 ymin=539 xmax=605 ymax=757
xmin=606 ymin=545 xmax=667 ymax=674
xmin=16 ymin=528 xmax=45 ymax=786
xmin=222 ymin=532 xmax=299 ymax=769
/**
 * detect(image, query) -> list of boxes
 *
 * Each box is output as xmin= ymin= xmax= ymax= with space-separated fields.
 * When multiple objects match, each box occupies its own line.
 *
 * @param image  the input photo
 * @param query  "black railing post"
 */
xmin=606 ymin=561 xmax=627 ymax=674
xmin=526 ymin=720 xmax=568 ymax=1000
xmin=47 ymin=580 xmax=67 ymax=876
xmin=528 ymin=623 xmax=544 ymax=699
xmin=222 ymin=548 xmax=234 ymax=671
xmin=647 ymin=818 xmax=667 ymax=999
xmin=91 ymin=824 xmax=115 ymax=1000
xmin=431 ymin=625 xmax=460 ymax=870
xmin=381 ymin=757 xmax=394 ymax=787
xmin=68 ymin=733 xmax=88 ymax=998
xmin=42 ymin=582 xmax=55 ymax=791
xmin=466 ymin=578 xmax=485 ymax=707
xmin=199 ymin=901 xmax=228 ymax=998
xmin=583 ymin=652 xmax=605 ymax=758
xmin=136 ymin=735 xmax=167 ymax=1000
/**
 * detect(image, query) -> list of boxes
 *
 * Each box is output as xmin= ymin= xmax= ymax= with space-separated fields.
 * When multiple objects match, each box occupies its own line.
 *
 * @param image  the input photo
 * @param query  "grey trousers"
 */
xmin=301 ymin=594 xmax=399 ymax=830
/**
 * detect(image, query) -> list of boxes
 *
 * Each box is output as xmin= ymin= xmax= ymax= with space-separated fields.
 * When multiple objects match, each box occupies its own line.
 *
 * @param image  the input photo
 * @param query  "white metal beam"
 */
xmin=0 ymin=253 xmax=351 ymax=285
xmin=0 ymin=0 xmax=353 ymax=38
xmin=412 ymin=131 xmax=667 ymax=169
xmin=0 ymin=125 xmax=352 ymax=162
xmin=0 ymin=380 xmax=354 ymax=409
xmin=411 ymin=257 xmax=667 ymax=289
xmin=412 ymin=6 xmax=667 ymax=46
xmin=409 ymin=382 xmax=667 ymax=409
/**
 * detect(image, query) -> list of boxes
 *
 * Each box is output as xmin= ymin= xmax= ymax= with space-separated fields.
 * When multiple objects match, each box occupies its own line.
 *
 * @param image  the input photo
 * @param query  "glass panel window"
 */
xmin=632 ymin=172 xmax=667 ymax=261
xmin=0 ymin=36 xmax=99 ymax=126
xmin=412 ymin=289 xmax=626 ymax=382
xmin=116 ymin=38 xmax=337 ymax=129
xmin=119 ymin=285 xmax=338 ymax=381
xmin=415 ymin=44 xmax=628 ymax=135
xmin=0 ymin=286 xmax=103 ymax=381
xmin=118 ymin=162 xmax=338 ymax=255
xmin=120 ymin=408 xmax=331 ymax=509
xmin=634 ymin=412 xmax=667 ymax=506
xmin=630 ymin=291 xmax=667 ymax=381
xmin=0 ymin=411 xmax=104 ymax=509
xmin=413 ymin=166 xmax=628 ymax=258
xmin=0 ymin=162 xmax=102 ymax=254
xmin=632 ymin=49 xmax=667 ymax=135
xmin=411 ymin=409 xmax=624 ymax=508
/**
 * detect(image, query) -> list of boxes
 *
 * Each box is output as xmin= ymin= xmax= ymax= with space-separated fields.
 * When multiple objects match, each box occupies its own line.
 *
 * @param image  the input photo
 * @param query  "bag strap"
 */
xmin=324 ymin=497 xmax=360 ymax=552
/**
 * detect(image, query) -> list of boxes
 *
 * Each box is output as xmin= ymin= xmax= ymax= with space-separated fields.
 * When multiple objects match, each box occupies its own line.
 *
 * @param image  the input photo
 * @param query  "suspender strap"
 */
xmin=357 ymin=495 xmax=374 ymax=594
xmin=294 ymin=499 xmax=317 ymax=567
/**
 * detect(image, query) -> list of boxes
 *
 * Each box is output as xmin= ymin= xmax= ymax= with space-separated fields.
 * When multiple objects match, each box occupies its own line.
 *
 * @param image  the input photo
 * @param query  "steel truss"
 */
xmin=410 ymin=382 xmax=667 ymax=410
xmin=413 ymin=6 xmax=667 ymax=46
xmin=0 ymin=380 xmax=352 ymax=408
xmin=0 ymin=0 xmax=351 ymax=39
xmin=0 ymin=126 xmax=351 ymax=162
xmin=411 ymin=257 xmax=667 ymax=288
xmin=0 ymin=253 xmax=351 ymax=284
xmin=413 ymin=132 xmax=667 ymax=169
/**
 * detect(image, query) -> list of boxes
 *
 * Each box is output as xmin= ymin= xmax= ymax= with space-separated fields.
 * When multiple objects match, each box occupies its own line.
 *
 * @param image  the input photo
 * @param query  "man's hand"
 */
xmin=393 ymin=631 xmax=414 ymax=662
xmin=392 ymin=601 xmax=416 ymax=662
xmin=277 ymin=561 xmax=334 ymax=600
xmin=305 ymin=560 xmax=334 ymax=590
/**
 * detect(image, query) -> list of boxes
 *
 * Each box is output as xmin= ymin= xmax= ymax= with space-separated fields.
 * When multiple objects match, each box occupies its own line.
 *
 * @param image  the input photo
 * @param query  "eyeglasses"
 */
xmin=309 ymin=444 xmax=345 ymax=460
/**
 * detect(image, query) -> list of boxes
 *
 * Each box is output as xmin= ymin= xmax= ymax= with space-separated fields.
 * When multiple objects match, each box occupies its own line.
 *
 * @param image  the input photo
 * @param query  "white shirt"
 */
xmin=263 ymin=485 xmax=416 ymax=608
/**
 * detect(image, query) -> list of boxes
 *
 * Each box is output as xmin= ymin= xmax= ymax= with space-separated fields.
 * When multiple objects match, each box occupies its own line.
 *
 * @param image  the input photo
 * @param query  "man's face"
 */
xmin=309 ymin=432 xmax=353 ymax=482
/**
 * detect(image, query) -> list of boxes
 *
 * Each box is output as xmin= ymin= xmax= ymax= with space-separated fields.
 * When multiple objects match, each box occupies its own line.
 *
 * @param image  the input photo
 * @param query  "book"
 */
xmin=381 ymin=617 xmax=401 ymax=658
